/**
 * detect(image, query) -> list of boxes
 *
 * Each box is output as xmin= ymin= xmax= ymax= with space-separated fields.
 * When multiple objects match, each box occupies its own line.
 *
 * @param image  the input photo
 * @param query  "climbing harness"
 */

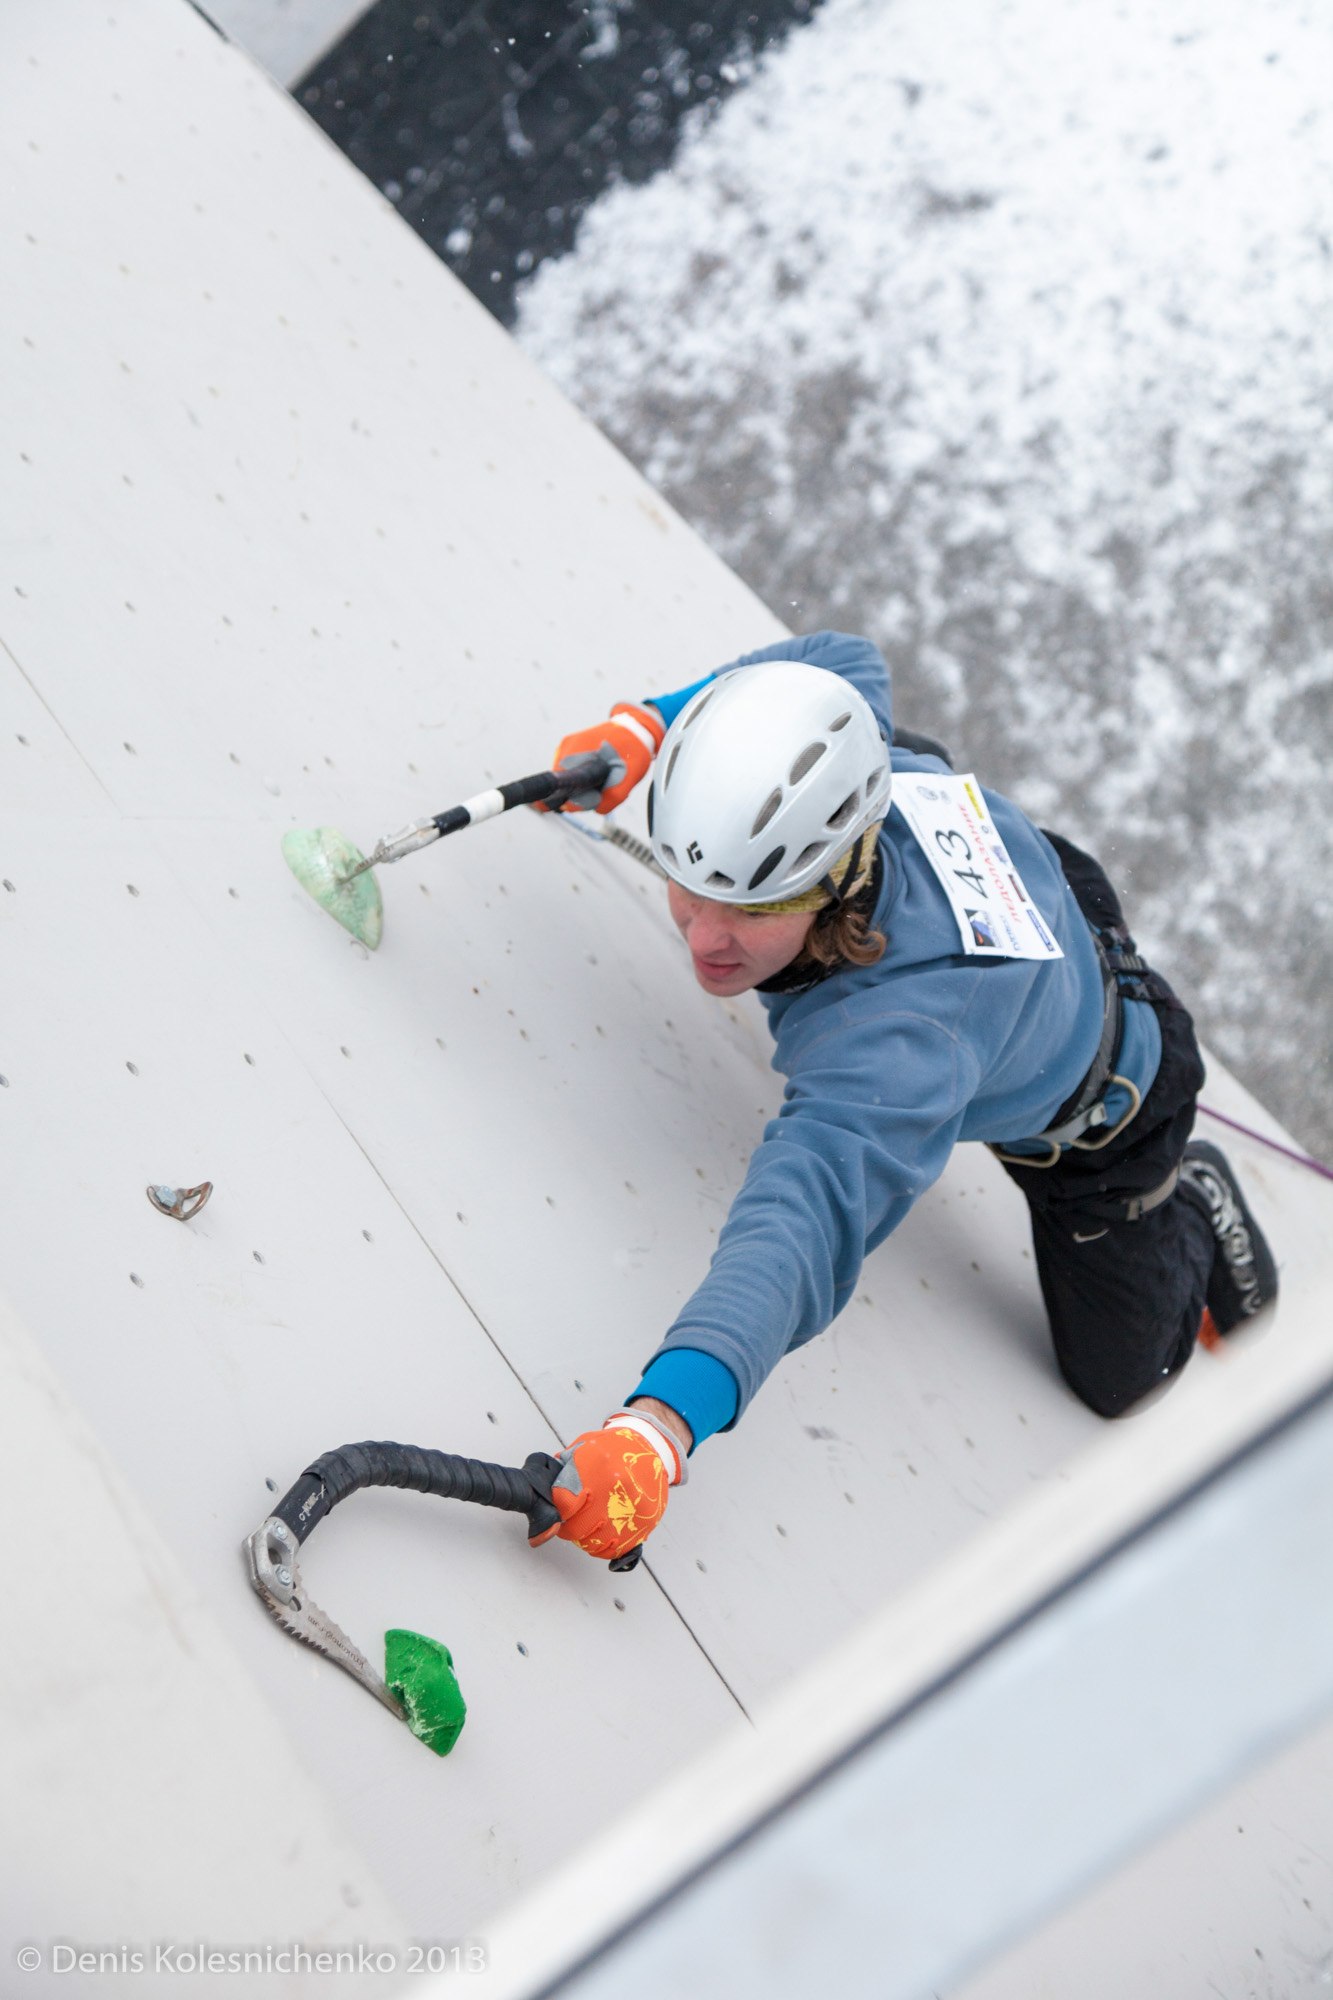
xmin=991 ymin=922 xmax=1150 ymax=1168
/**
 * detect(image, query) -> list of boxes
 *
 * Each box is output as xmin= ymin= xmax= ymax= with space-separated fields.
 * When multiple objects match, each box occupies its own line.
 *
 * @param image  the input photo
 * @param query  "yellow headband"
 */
xmin=737 ymin=822 xmax=883 ymax=915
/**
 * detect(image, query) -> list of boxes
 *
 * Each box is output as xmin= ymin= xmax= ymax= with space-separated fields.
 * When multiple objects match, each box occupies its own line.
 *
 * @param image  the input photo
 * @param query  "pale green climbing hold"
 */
xmin=385 ymin=1628 xmax=467 ymax=1756
xmin=282 ymin=827 xmax=383 ymax=950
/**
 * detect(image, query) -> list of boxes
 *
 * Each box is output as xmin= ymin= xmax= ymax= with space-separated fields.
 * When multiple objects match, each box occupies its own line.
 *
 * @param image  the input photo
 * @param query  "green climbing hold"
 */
xmin=385 ymin=1628 xmax=467 ymax=1756
xmin=282 ymin=827 xmax=383 ymax=950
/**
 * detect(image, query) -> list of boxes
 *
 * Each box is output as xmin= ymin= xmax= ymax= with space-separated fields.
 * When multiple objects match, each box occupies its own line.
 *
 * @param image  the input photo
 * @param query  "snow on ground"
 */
xmin=515 ymin=0 xmax=1333 ymax=1159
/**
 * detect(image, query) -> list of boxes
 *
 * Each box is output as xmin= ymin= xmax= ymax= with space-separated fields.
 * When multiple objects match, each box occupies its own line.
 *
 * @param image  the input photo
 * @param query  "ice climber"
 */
xmin=528 ymin=631 xmax=1278 ymax=1567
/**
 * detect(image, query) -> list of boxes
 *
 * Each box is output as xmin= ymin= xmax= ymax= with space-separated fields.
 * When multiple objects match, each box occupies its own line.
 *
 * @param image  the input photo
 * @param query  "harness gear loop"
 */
xmin=1069 ymin=1076 xmax=1142 ymax=1150
xmin=1122 ymin=1163 xmax=1180 ymax=1221
xmin=988 ymin=908 xmax=1155 ymax=1167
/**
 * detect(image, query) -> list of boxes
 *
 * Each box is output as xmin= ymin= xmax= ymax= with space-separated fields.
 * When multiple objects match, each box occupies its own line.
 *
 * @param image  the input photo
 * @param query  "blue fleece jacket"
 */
xmin=628 ymin=632 xmax=1160 ymax=1444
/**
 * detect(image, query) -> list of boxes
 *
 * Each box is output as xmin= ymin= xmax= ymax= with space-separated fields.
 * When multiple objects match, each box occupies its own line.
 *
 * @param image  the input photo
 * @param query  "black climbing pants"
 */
xmin=996 ymin=835 xmax=1215 ymax=1418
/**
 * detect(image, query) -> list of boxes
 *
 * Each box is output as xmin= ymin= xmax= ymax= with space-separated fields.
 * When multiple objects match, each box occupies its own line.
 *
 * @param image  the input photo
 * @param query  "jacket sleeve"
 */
xmin=644 ymin=990 xmax=981 ymax=1424
xmin=643 ymin=631 xmax=895 ymax=740
xmin=720 ymin=630 xmax=894 ymax=741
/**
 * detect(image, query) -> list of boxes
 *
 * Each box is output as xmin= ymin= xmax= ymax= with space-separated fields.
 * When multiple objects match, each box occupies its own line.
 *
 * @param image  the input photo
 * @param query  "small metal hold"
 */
xmin=147 ymin=1181 xmax=213 ymax=1221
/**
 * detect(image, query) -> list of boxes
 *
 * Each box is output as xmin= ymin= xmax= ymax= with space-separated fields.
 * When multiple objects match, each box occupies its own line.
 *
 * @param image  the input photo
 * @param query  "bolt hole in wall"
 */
xmin=294 ymin=0 xmax=823 ymax=326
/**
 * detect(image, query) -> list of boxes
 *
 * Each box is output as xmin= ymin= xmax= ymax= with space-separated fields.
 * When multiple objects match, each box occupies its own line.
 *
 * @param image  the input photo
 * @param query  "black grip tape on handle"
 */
xmin=546 ymin=752 xmax=612 ymax=801
xmin=273 ymin=1441 xmax=564 ymax=1547
xmin=498 ymin=770 xmax=565 ymax=810
xmin=497 ymin=756 xmax=614 ymax=812
xmin=432 ymin=804 xmax=472 ymax=837
xmin=430 ymin=757 xmax=612 ymax=838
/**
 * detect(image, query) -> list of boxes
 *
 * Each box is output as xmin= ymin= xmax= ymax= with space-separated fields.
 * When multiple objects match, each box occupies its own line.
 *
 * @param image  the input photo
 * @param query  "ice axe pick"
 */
xmin=281 ymin=752 xmax=611 ymax=949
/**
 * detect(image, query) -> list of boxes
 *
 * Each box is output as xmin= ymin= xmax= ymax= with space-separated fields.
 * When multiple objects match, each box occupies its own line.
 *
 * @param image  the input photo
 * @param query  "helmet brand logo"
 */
xmin=686 ymin=840 xmax=703 ymax=863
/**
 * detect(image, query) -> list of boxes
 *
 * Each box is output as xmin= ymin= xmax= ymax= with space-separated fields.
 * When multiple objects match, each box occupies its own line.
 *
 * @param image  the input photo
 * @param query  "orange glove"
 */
xmin=529 ymin=1409 xmax=686 ymax=1561
xmin=540 ymin=703 xmax=665 ymax=814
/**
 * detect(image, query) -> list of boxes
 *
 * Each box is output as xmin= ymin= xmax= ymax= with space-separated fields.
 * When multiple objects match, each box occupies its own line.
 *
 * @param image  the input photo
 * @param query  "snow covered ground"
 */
xmin=515 ymin=0 xmax=1333 ymax=1161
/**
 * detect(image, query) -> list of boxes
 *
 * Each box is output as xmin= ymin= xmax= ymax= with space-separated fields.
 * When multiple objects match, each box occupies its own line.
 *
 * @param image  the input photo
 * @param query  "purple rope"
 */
xmin=1197 ymin=1102 xmax=1333 ymax=1185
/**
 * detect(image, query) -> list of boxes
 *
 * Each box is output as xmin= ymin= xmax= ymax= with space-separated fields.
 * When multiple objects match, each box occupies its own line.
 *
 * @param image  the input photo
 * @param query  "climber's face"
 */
xmin=666 ymin=881 xmax=816 ymax=996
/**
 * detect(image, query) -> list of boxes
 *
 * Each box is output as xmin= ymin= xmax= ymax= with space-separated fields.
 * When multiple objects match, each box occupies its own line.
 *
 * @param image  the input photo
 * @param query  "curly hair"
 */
xmin=800 ymin=894 xmax=887 ymax=971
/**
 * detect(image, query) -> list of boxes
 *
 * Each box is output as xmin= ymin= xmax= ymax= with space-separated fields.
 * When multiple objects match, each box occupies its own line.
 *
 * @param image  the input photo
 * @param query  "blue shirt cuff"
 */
xmin=640 ymin=672 xmax=716 ymax=731
xmin=628 ymin=1348 xmax=740 ymax=1450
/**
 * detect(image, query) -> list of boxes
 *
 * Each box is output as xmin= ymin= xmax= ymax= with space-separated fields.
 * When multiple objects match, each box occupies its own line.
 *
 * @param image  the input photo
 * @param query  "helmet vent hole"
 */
xmin=751 ymin=789 xmax=783 ymax=837
xmin=793 ymin=843 xmax=826 ymax=873
xmin=706 ymin=871 xmax=736 ymax=890
xmin=830 ymin=712 xmax=852 ymax=732
xmin=681 ymin=688 xmax=716 ymax=730
xmin=661 ymin=843 xmax=679 ymax=868
xmin=789 ymin=741 xmax=826 ymax=784
xmin=746 ymin=847 xmax=786 ymax=892
xmin=647 ymin=784 xmax=656 ymax=834
xmin=827 ymin=791 xmax=859 ymax=832
xmin=663 ymin=742 xmax=682 ymax=790
xmin=869 ymin=765 xmax=889 ymax=801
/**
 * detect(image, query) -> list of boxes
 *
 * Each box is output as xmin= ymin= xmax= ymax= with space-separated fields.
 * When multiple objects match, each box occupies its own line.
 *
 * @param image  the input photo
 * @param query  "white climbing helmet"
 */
xmin=647 ymin=661 xmax=891 ymax=904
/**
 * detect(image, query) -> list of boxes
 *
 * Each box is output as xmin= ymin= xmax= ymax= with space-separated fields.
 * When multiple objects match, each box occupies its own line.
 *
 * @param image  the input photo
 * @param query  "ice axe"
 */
xmin=244 ymin=1437 xmax=644 ymax=1754
xmin=282 ymin=752 xmax=612 ymax=949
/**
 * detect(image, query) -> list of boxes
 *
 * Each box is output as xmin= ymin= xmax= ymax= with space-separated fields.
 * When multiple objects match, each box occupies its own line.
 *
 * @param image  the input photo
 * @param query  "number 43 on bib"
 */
xmin=892 ymin=773 xmax=1064 ymax=962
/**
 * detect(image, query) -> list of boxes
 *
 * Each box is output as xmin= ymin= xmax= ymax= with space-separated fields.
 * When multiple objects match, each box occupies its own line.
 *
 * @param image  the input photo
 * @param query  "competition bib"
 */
xmin=892 ymin=773 xmax=1064 ymax=962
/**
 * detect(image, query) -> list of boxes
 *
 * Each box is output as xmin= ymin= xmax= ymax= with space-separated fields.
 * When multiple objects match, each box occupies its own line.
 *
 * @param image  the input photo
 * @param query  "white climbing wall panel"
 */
xmin=202 ymin=1 xmax=373 ymax=85
xmin=0 ymin=1289 xmax=410 ymax=1999
xmin=3 ymin=3 xmax=1332 ymax=1991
